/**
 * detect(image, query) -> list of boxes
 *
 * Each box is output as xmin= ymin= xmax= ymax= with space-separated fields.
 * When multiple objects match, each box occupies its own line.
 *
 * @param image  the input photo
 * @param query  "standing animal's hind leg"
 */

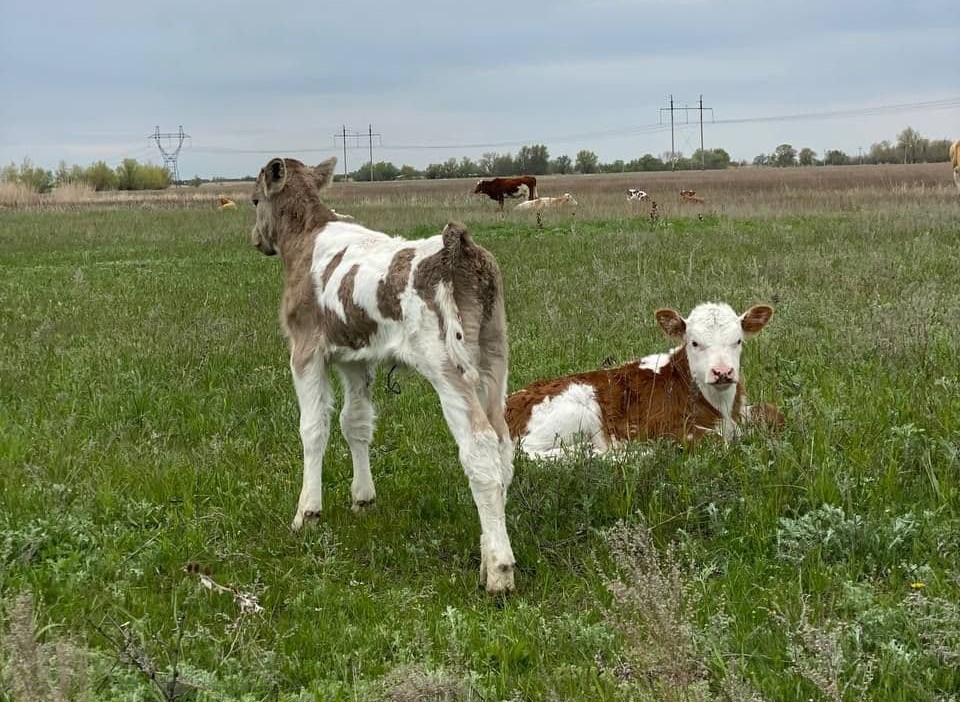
xmin=477 ymin=327 xmax=514 ymax=491
xmin=426 ymin=368 xmax=515 ymax=594
xmin=291 ymin=353 xmax=334 ymax=530
xmin=337 ymin=362 xmax=377 ymax=510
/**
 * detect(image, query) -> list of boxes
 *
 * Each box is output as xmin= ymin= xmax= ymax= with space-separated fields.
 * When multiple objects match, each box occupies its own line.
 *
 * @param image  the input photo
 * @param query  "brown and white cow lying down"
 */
xmin=505 ymin=302 xmax=780 ymax=459
xmin=251 ymin=156 xmax=516 ymax=594
xmin=474 ymin=176 xmax=538 ymax=211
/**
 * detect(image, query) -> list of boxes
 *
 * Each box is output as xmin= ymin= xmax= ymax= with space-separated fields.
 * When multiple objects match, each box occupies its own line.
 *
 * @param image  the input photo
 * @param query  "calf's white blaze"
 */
xmin=678 ymin=303 xmax=753 ymax=439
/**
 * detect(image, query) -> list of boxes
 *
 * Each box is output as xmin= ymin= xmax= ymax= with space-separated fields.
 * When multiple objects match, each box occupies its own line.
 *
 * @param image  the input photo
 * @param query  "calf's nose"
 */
xmin=710 ymin=365 xmax=736 ymax=384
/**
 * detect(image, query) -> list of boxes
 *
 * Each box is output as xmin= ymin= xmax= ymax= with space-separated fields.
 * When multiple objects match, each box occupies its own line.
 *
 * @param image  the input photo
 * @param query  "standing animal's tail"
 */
xmin=435 ymin=222 xmax=483 ymax=385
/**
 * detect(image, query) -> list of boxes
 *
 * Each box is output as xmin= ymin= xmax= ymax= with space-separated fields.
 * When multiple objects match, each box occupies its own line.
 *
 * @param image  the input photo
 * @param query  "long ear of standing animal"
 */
xmin=740 ymin=304 xmax=774 ymax=338
xmin=313 ymin=157 xmax=337 ymax=192
xmin=264 ymin=158 xmax=287 ymax=196
xmin=655 ymin=308 xmax=686 ymax=338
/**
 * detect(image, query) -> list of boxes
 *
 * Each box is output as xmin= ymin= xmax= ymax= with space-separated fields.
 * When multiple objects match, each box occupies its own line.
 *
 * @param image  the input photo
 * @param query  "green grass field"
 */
xmin=2 ymin=176 xmax=959 ymax=701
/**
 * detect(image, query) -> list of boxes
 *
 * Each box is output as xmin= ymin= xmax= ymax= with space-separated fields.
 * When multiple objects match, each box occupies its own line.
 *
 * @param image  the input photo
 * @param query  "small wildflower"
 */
xmin=910 ymin=582 xmax=926 ymax=590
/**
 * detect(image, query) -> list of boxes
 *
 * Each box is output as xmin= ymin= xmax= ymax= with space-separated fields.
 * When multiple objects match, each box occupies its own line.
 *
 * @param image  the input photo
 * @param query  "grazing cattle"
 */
xmin=218 ymin=197 xmax=236 ymax=210
xmin=627 ymin=188 xmax=649 ymax=201
xmin=505 ymin=302 xmax=779 ymax=459
xmin=951 ymin=140 xmax=960 ymax=194
xmin=514 ymin=193 xmax=577 ymax=228
xmin=474 ymin=176 xmax=538 ymax=211
xmin=251 ymin=156 xmax=516 ymax=594
xmin=680 ymin=189 xmax=705 ymax=204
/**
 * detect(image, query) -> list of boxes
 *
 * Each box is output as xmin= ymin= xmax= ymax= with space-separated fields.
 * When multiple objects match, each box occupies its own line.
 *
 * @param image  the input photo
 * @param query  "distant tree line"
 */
xmin=0 ymin=157 xmax=172 ymax=193
xmin=752 ymin=127 xmax=955 ymax=167
xmin=342 ymin=145 xmax=732 ymax=182
xmin=6 ymin=126 xmax=954 ymax=188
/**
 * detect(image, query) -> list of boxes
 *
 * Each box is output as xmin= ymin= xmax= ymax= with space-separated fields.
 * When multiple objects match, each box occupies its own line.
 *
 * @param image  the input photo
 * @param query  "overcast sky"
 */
xmin=1 ymin=0 xmax=958 ymax=178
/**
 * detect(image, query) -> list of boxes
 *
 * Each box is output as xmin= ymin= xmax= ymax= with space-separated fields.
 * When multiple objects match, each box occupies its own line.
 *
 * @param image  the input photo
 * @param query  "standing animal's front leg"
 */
xmin=336 ymin=362 xmax=377 ymax=511
xmin=290 ymin=353 xmax=334 ymax=530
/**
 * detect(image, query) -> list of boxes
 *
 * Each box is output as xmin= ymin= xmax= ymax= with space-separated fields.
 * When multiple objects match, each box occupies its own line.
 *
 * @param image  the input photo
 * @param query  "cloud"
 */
xmin=1 ymin=0 xmax=957 ymax=176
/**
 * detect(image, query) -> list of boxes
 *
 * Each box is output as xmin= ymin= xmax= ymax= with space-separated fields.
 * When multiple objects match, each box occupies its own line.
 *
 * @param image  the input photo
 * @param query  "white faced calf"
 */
xmin=251 ymin=156 xmax=516 ymax=594
xmin=506 ymin=302 xmax=778 ymax=459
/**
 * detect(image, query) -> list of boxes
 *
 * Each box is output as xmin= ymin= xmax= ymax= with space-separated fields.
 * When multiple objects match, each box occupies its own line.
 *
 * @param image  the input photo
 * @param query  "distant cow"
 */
xmin=329 ymin=208 xmax=355 ymax=221
xmin=250 ymin=156 xmax=517 ymax=594
xmin=951 ymin=140 xmax=960 ymax=194
xmin=627 ymin=188 xmax=649 ymax=201
xmin=514 ymin=193 xmax=577 ymax=228
xmin=505 ymin=302 xmax=780 ymax=459
xmin=474 ymin=176 xmax=538 ymax=211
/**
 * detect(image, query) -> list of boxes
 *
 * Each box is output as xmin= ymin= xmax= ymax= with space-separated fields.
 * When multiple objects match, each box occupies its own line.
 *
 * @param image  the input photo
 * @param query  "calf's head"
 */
xmin=655 ymin=302 xmax=773 ymax=393
xmin=250 ymin=156 xmax=337 ymax=256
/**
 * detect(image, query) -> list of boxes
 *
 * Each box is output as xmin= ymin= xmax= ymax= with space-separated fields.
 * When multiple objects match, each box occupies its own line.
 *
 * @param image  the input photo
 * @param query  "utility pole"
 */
xmin=660 ymin=95 xmax=676 ymax=169
xmin=334 ymin=126 xmax=362 ymax=180
xmin=334 ymin=125 xmax=381 ymax=181
xmin=148 ymin=125 xmax=190 ymax=186
xmin=699 ymin=95 xmax=706 ymax=169
xmin=367 ymin=124 xmax=382 ymax=181
xmin=659 ymin=96 xmax=714 ymax=170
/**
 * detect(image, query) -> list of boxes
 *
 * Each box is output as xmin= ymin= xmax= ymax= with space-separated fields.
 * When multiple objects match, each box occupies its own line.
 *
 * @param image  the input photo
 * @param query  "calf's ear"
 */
xmin=314 ymin=157 xmax=337 ymax=191
xmin=655 ymin=308 xmax=686 ymax=338
xmin=740 ymin=304 xmax=774 ymax=338
xmin=264 ymin=158 xmax=287 ymax=196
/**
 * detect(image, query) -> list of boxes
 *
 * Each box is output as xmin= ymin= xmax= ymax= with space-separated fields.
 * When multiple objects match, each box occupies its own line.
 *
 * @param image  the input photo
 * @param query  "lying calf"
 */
xmin=505 ymin=302 xmax=780 ymax=459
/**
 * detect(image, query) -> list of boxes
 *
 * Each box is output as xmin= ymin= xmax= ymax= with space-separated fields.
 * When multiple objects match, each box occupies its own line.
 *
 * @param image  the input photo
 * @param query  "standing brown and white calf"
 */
xmin=251 ymin=156 xmax=516 ymax=593
xmin=505 ymin=302 xmax=778 ymax=459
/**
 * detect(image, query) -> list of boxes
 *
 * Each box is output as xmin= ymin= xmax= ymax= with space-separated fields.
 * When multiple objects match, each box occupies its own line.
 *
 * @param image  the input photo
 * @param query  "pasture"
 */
xmin=1 ymin=165 xmax=959 ymax=701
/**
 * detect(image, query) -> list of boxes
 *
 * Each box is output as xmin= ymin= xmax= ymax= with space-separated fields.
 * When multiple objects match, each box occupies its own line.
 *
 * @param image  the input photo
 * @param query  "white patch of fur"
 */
xmin=636 ymin=351 xmax=674 ymax=373
xmin=518 ymin=383 xmax=607 ymax=459
xmin=682 ymin=302 xmax=747 ymax=440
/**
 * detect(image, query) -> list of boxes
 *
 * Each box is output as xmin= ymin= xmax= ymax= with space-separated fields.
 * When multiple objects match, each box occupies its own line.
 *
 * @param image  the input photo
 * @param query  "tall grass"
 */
xmin=1 ymin=185 xmax=959 ymax=700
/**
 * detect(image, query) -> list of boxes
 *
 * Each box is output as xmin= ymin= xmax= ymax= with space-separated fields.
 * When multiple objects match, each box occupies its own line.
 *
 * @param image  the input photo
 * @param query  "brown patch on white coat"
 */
xmin=250 ymin=156 xmax=517 ymax=594
xmin=505 ymin=302 xmax=778 ymax=459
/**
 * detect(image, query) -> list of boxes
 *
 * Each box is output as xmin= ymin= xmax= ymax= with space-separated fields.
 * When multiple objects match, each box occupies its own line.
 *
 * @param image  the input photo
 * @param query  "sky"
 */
xmin=1 ymin=0 xmax=958 ymax=179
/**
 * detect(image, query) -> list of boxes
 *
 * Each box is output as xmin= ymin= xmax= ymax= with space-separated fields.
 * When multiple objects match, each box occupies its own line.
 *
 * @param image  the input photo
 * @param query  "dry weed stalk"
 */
xmin=775 ymin=598 xmax=875 ymax=702
xmin=0 ymin=591 xmax=87 ymax=702
xmin=379 ymin=663 xmax=467 ymax=702
xmin=603 ymin=521 xmax=708 ymax=698
xmin=602 ymin=521 xmax=770 ymax=702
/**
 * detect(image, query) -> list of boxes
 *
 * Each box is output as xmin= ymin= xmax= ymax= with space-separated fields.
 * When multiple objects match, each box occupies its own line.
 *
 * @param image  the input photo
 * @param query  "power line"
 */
xmin=178 ymin=96 xmax=960 ymax=161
